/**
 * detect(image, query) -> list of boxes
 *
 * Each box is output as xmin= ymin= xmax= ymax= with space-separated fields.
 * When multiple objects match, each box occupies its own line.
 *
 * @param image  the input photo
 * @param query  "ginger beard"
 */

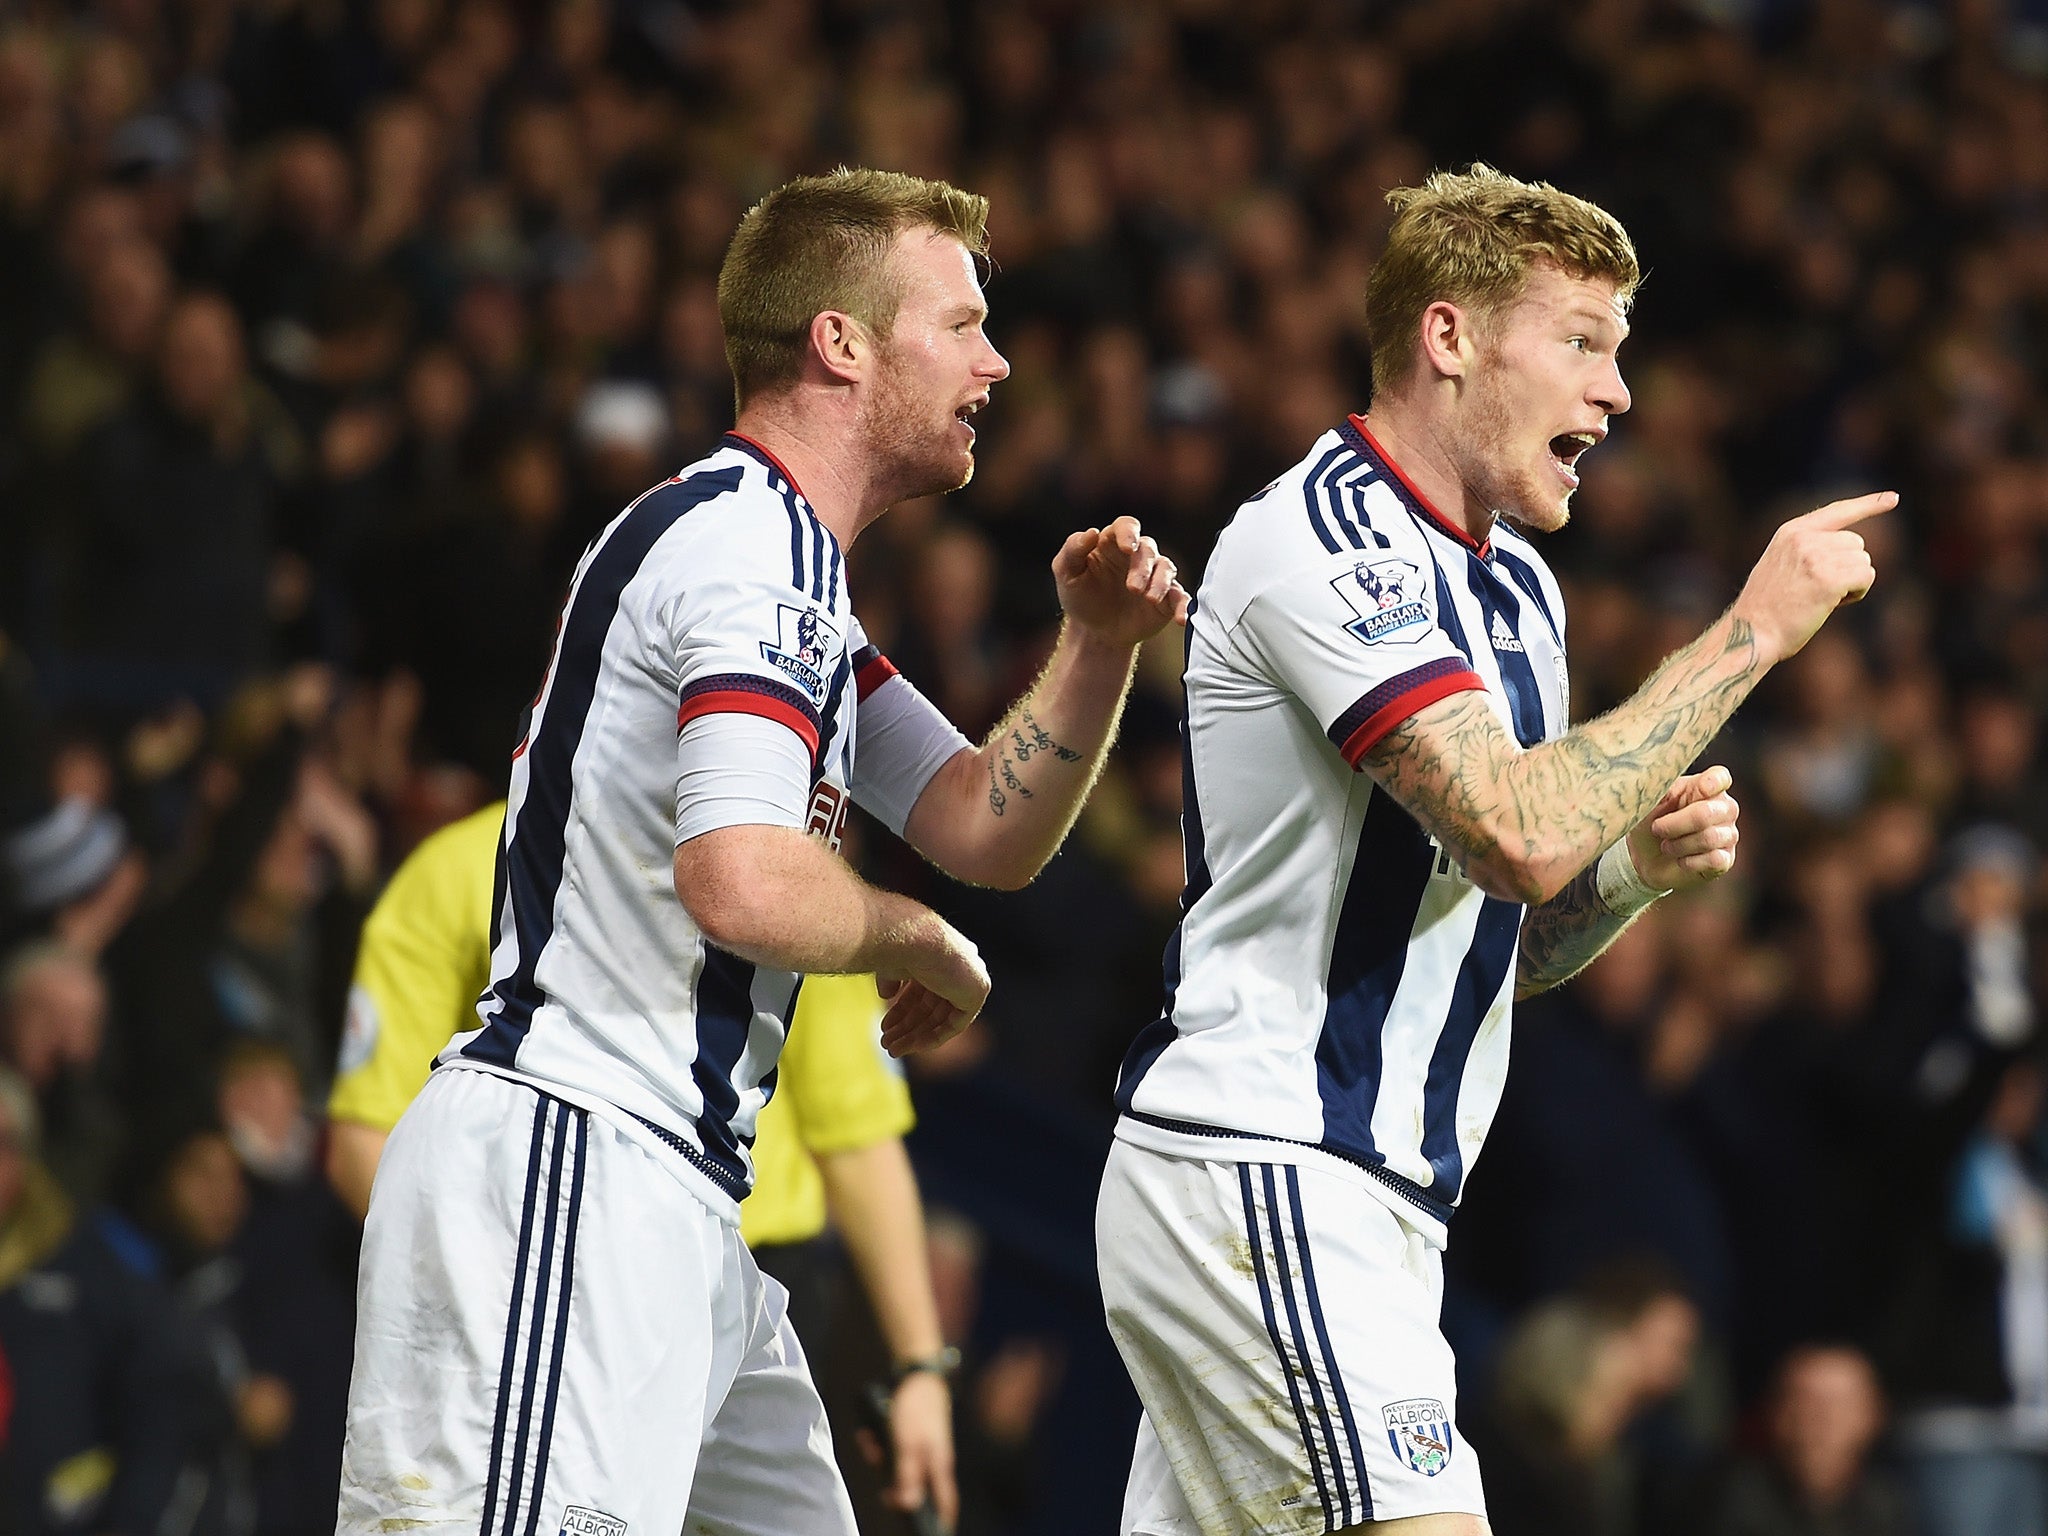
xmin=861 ymin=327 xmax=980 ymax=504
xmin=1450 ymin=328 xmax=1575 ymax=537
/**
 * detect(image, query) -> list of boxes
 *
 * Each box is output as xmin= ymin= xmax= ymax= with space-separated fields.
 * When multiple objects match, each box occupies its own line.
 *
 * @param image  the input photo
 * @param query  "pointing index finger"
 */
xmin=1804 ymin=490 xmax=1897 ymax=531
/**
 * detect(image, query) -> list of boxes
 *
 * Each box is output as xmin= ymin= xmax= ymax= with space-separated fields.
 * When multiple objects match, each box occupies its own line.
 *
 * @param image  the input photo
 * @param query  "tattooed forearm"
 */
xmin=1361 ymin=610 xmax=1764 ymax=905
xmin=1015 ymin=706 xmax=1083 ymax=764
xmin=1515 ymin=864 xmax=1636 ymax=997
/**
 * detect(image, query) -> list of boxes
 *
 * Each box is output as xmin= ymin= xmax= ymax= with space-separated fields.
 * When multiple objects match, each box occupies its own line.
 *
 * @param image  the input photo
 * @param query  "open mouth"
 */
xmin=1547 ymin=430 xmax=1600 ymax=489
xmin=954 ymin=397 xmax=987 ymax=436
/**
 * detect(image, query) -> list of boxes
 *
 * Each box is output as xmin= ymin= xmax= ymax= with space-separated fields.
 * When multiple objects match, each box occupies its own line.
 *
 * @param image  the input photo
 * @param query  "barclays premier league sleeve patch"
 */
xmin=1333 ymin=557 xmax=1433 ymax=645
xmin=760 ymin=604 xmax=841 ymax=705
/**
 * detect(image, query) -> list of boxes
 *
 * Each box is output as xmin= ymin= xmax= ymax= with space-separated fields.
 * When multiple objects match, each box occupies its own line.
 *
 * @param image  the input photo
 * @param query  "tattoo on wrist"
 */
xmin=1517 ymin=864 xmax=1633 ymax=995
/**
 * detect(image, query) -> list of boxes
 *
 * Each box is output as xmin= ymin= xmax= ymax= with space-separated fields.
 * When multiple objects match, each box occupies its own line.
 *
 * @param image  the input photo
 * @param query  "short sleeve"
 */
xmin=1235 ymin=550 xmax=1487 ymax=768
xmin=845 ymin=624 xmax=971 ymax=837
xmin=666 ymin=540 xmax=848 ymax=837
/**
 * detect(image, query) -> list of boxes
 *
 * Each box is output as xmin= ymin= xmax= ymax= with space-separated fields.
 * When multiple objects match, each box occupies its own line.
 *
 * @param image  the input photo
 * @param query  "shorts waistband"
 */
xmin=1121 ymin=1110 xmax=1455 ymax=1227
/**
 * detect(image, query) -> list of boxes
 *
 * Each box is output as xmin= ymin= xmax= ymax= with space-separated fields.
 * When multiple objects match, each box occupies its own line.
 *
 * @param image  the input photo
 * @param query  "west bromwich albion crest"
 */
xmin=1383 ymin=1398 xmax=1454 ymax=1477
xmin=1334 ymin=558 xmax=1431 ymax=645
xmin=761 ymin=604 xmax=841 ymax=704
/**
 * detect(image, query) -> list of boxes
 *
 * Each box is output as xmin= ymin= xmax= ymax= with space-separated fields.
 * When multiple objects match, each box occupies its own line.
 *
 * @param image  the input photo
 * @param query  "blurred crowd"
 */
xmin=6 ymin=0 xmax=2048 ymax=1532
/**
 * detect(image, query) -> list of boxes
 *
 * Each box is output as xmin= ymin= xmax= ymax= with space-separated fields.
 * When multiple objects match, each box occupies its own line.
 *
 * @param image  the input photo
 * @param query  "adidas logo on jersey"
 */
xmin=1489 ymin=613 xmax=1525 ymax=654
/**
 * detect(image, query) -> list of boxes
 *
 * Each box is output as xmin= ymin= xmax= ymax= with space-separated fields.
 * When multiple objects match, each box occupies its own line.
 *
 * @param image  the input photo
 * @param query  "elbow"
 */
xmin=1461 ymin=835 xmax=1570 ymax=907
xmin=976 ymin=850 xmax=1046 ymax=892
xmin=676 ymin=876 xmax=773 ymax=953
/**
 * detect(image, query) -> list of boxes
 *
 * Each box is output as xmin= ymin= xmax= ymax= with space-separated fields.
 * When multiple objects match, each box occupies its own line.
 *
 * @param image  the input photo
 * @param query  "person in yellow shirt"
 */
xmin=325 ymin=803 xmax=957 ymax=1529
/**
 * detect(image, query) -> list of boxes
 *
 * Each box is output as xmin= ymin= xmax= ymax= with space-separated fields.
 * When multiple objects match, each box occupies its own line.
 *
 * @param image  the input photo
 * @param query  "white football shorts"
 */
xmin=337 ymin=1066 xmax=856 ymax=1536
xmin=1097 ymin=1139 xmax=1487 ymax=1535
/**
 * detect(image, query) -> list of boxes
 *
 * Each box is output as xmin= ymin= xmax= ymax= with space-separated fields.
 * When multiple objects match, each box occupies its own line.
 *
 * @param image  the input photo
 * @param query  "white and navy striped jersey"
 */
xmin=439 ymin=433 xmax=969 ymax=1220
xmin=1114 ymin=416 xmax=1570 ymax=1244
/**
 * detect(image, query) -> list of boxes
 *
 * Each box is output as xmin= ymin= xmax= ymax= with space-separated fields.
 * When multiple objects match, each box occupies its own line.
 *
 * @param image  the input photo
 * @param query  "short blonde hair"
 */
xmin=1365 ymin=164 xmax=1639 ymax=397
xmin=718 ymin=167 xmax=991 ymax=409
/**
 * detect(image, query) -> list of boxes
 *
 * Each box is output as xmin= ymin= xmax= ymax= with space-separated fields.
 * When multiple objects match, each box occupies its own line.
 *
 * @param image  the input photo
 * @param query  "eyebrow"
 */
xmin=1568 ymin=306 xmax=1628 ymax=340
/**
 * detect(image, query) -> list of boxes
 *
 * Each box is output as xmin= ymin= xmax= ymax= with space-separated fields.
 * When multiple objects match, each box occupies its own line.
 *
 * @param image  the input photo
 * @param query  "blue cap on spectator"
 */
xmin=1947 ymin=823 xmax=2036 ymax=885
xmin=2 ymin=798 xmax=128 ymax=915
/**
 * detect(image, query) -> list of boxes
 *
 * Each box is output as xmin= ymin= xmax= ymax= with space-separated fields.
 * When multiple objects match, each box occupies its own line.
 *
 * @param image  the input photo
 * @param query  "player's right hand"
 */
xmin=877 ymin=924 xmax=990 ymax=1057
xmin=1732 ymin=490 xmax=1894 ymax=664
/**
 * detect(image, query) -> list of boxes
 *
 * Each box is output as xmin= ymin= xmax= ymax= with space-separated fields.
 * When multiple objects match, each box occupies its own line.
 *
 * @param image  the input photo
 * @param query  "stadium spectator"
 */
xmin=2 ymin=0 xmax=2048 ymax=1527
xmin=0 ymin=1068 xmax=206 ymax=1536
xmin=0 ymin=944 xmax=117 ymax=1206
xmin=1709 ymin=1345 xmax=1912 ymax=1536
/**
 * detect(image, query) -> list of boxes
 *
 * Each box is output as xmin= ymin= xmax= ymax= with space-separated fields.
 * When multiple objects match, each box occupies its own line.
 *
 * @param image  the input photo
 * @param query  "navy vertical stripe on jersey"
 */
xmin=1418 ymin=896 xmax=1521 ymax=1199
xmin=1432 ymin=565 xmax=1474 ymax=664
xmin=1116 ymin=609 xmax=1213 ymax=1116
xmin=811 ymin=652 xmax=854 ymax=786
xmin=1241 ymin=1164 xmax=1336 ymax=1526
xmin=1465 ymin=561 xmax=1546 ymax=746
xmin=1493 ymin=545 xmax=1561 ymax=646
xmin=1300 ymin=447 xmax=1349 ymax=554
xmin=688 ymin=947 xmax=759 ymax=1184
xmin=1314 ymin=792 xmax=1433 ymax=1173
xmin=467 ymin=465 xmax=744 ymax=1069
xmin=1322 ymin=461 xmax=1375 ymax=551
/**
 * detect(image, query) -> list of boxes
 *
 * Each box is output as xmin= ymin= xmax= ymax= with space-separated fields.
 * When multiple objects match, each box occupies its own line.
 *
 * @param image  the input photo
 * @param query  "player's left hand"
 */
xmin=1627 ymin=765 xmax=1740 ymax=893
xmin=884 ymin=1371 xmax=958 ymax=1531
xmin=1053 ymin=516 xmax=1190 ymax=646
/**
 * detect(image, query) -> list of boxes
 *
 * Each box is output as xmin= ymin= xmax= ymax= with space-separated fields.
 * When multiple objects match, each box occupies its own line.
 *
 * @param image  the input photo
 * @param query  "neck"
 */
xmin=1357 ymin=397 xmax=1496 ymax=547
xmin=730 ymin=401 xmax=877 ymax=549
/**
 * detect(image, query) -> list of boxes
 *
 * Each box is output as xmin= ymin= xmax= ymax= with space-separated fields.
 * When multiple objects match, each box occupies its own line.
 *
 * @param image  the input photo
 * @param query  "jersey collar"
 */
xmin=1342 ymin=414 xmax=1491 ymax=559
xmin=724 ymin=431 xmax=812 ymax=505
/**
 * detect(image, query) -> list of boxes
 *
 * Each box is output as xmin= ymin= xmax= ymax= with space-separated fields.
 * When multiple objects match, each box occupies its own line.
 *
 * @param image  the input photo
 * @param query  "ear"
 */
xmin=807 ymin=310 xmax=868 ymax=385
xmin=1417 ymin=299 xmax=1476 ymax=381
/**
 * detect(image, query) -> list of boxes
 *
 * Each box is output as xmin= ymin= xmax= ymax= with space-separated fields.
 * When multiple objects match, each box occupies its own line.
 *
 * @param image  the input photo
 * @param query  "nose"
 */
xmin=980 ymin=336 xmax=1011 ymax=384
xmin=1594 ymin=357 xmax=1630 ymax=416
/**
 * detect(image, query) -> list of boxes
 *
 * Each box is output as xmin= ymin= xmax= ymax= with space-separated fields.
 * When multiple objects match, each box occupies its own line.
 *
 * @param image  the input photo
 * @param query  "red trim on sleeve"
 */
xmin=854 ymin=651 xmax=900 ymax=701
xmin=677 ymin=690 xmax=821 ymax=760
xmin=1337 ymin=668 xmax=1487 ymax=767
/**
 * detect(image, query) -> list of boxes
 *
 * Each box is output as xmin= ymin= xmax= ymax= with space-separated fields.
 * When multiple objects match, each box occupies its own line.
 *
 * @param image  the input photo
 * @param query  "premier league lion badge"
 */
xmin=761 ymin=604 xmax=841 ymax=703
xmin=1333 ymin=557 xmax=1431 ymax=645
xmin=1383 ymin=1398 xmax=1453 ymax=1477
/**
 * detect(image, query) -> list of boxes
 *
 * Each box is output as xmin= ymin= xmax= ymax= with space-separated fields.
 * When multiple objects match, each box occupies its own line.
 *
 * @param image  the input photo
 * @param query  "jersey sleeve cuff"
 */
xmin=852 ymin=643 xmax=900 ymax=701
xmin=1328 ymin=658 xmax=1487 ymax=767
xmin=678 ymin=673 xmax=822 ymax=762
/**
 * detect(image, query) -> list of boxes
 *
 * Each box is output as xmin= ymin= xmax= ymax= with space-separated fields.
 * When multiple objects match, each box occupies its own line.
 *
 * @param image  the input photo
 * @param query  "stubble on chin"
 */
xmin=864 ymin=379 xmax=974 ymax=502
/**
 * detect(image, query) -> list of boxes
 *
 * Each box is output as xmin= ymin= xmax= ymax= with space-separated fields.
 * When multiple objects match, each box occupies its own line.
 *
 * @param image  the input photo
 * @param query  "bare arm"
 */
xmin=904 ymin=516 xmax=1187 ymax=890
xmin=674 ymin=825 xmax=988 ymax=1054
xmin=1515 ymin=766 xmax=1744 ymax=996
xmin=815 ymin=1137 xmax=957 ymax=1528
xmin=324 ymin=1120 xmax=388 ymax=1221
xmin=1361 ymin=492 xmax=1888 ymax=907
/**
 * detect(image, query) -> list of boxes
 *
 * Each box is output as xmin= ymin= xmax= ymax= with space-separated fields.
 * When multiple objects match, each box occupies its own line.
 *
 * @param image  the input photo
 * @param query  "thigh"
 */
xmin=338 ymin=1070 xmax=735 ymax=1536
xmin=683 ymin=1263 xmax=858 ymax=1536
xmin=1098 ymin=1143 xmax=1486 ymax=1536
